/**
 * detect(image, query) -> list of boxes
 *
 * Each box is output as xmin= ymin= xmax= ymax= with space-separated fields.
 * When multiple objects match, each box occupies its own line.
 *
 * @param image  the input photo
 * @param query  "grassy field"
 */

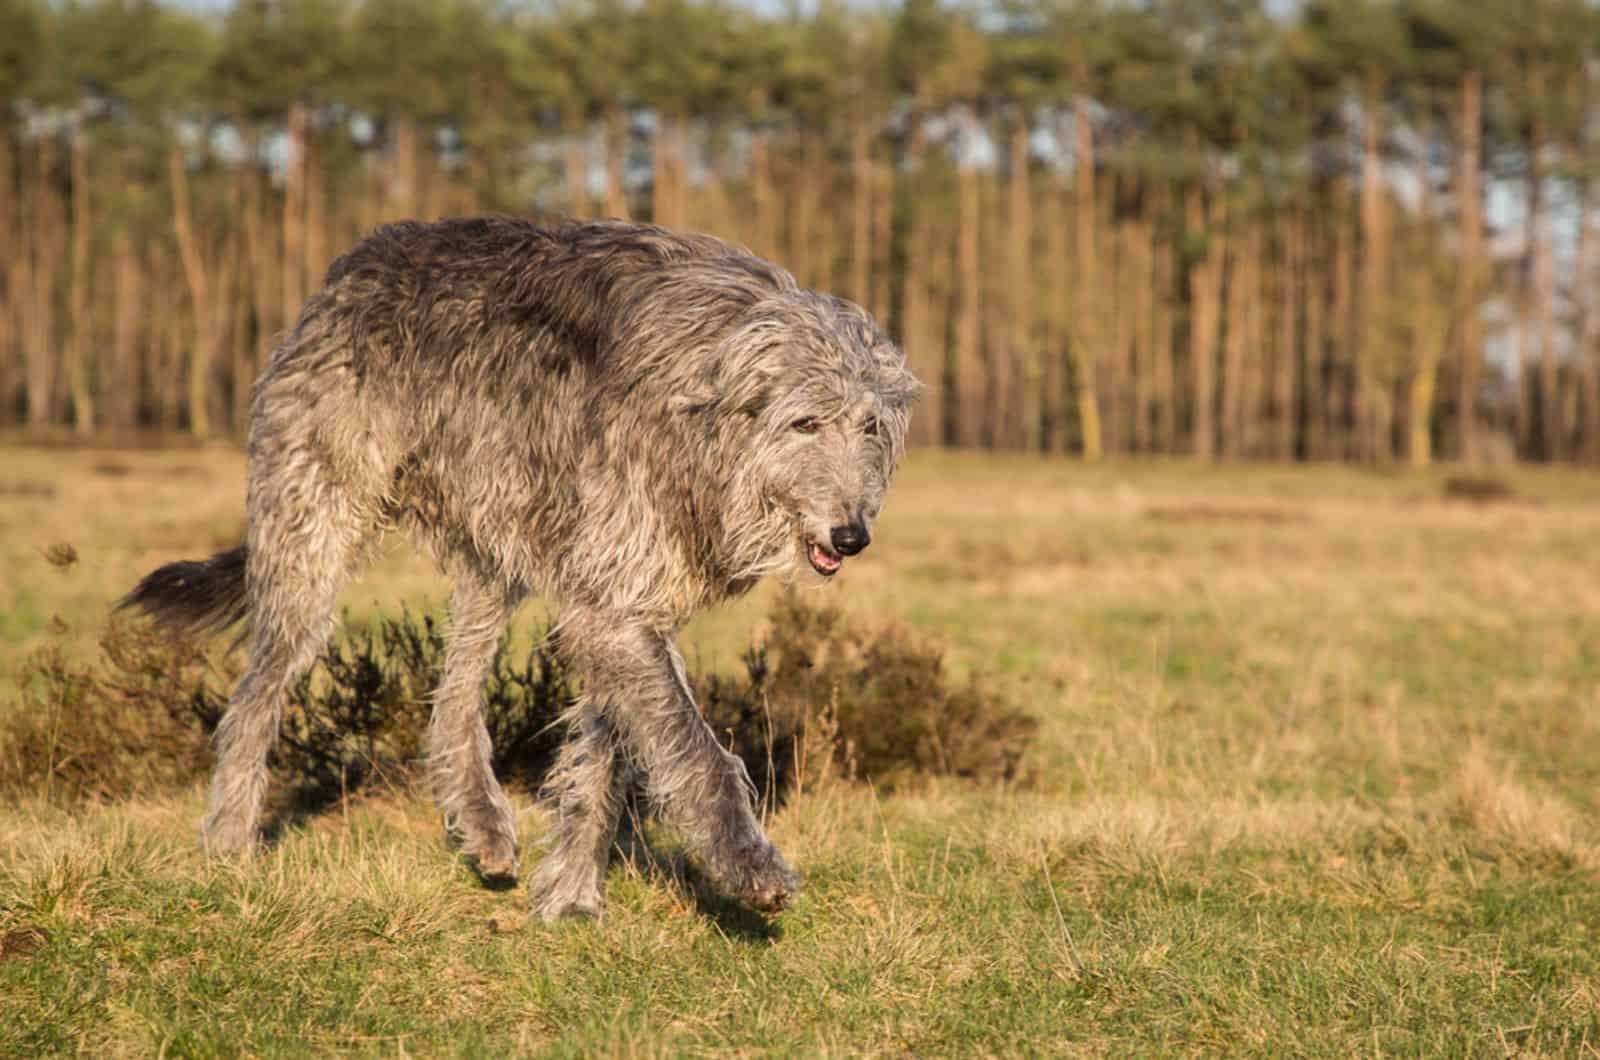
xmin=3 ymin=443 xmax=1600 ymax=1056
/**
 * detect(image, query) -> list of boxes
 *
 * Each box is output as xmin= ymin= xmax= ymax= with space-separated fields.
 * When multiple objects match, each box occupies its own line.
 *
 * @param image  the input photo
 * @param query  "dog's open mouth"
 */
xmin=806 ymin=540 xmax=842 ymax=577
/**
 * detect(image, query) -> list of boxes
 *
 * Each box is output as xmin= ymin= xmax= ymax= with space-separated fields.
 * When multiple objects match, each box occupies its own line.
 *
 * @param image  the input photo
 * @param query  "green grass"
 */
xmin=4 ymin=445 xmax=1600 ymax=1055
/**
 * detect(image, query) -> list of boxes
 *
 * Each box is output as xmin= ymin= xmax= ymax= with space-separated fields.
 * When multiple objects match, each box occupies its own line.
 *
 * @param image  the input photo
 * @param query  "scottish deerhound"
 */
xmin=122 ymin=217 xmax=918 ymax=919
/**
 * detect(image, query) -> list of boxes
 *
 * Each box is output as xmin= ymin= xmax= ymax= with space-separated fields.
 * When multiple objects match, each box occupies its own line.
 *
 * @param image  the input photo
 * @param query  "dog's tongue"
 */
xmin=808 ymin=542 xmax=842 ymax=574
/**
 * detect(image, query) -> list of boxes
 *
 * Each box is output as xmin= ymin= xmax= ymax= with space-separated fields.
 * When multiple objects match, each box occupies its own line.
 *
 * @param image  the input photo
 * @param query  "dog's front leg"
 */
xmin=557 ymin=609 xmax=802 ymax=914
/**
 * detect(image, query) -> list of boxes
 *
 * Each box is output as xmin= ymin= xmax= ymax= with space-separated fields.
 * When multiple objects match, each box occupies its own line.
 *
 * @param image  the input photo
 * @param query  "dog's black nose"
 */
xmin=830 ymin=523 xmax=870 ymax=556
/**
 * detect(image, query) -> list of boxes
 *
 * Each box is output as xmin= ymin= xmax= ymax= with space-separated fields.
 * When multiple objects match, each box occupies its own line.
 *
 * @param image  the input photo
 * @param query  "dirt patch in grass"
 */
xmin=1441 ymin=474 xmax=1517 ymax=504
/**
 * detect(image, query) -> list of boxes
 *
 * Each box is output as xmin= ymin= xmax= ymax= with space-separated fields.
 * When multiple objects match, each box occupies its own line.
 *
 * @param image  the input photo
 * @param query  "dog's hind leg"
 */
xmin=553 ymin=610 xmax=801 ymax=915
xmin=529 ymin=703 xmax=625 ymax=920
xmin=428 ymin=573 xmax=525 ymax=883
xmin=202 ymin=472 xmax=375 ymax=855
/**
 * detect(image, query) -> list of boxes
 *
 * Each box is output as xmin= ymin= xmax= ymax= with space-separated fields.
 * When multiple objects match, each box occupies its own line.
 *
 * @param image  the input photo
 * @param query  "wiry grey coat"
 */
xmin=123 ymin=217 xmax=919 ymax=919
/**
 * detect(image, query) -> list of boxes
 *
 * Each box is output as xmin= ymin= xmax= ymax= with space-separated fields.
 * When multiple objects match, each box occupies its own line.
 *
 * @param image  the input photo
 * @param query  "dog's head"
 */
xmin=685 ymin=291 xmax=921 ymax=583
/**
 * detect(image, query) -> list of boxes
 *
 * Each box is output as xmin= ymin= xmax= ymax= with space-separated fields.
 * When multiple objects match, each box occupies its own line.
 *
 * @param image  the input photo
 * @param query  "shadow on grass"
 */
xmin=612 ymin=807 xmax=784 ymax=944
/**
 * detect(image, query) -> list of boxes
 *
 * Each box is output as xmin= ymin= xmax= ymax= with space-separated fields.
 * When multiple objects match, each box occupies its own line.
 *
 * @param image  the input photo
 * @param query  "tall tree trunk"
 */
xmin=565 ymin=109 xmax=590 ymax=218
xmin=953 ymin=108 xmax=983 ymax=449
xmin=652 ymin=110 xmax=686 ymax=230
xmin=242 ymin=153 xmax=279 ymax=378
xmin=283 ymin=103 xmax=308 ymax=331
xmin=1275 ymin=204 xmax=1300 ymax=460
xmin=67 ymin=127 xmax=93 ymax=433
xmin=304 ymin=136 xmax=327 ymax=290
xmin=25 ymin=136 xmax=61 ymax=427
xmin=1221 ymin=210 xmax=1249 ymax=460
xmin=1108 ymin=174 xmax=1133 ymax=454
xmin=1358 ymin=71 xmax=1389 ymax=463
xmin=390 ymin=115 xmax=420 ymax=221
xmin=850 ymin=116 xmax=872 ymax=308
xmin=1530 ymin=85 xmax=1558 ymax=461
xmin=1007 ymin=114 xmax=1035 ymax=452
xmin=1578 ymin=100 xmax=1599 ymax=464
xmin=1330 ymin=177 xmax=1356 ymax=459
xmin=750 ymin=130 xmax=776 ymax=259
xmin=1151 ymin=182 xmax=1176 ymax=454
xmin=1187 ymin=177 xmax=1226 ymax=461
xmin=604 ymin=104 xmax=628 ymax=220
xmin=170 ymin=143 xmax=214 ymax=440
xmin=870 ymin=154 xmax=893 ymax=332
xmin=1072 ymin=97 xmax=1103 ymax=460
xmin=1408 ymin=114 xmax=1443 ymax=469
xmin=1455 ymin=70 xmax=1485 ymax=462
xmin=0 ymin=132 xmax=13 ymax=424
xmin=901 ymin=124 xmax=938 ymax=446
xmin=111 ymin=230 xmax=140 ymax=430
xmin=1302 ymin=203 xmax=1326 ymax=461
xmin=1041 ymin=161 xmax=1070 ymax=453
xmin=1128 ymin=187 xmax=1155 ymax=454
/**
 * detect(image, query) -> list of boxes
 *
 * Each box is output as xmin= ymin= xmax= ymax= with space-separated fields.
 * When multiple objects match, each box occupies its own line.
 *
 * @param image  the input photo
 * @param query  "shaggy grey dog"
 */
xmin=122 ymin=218 xmax=919 ymax=919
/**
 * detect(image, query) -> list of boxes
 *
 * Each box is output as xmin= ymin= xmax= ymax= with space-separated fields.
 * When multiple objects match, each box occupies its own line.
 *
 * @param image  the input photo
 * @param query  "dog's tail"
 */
xmin=118 ymin=544 xmax=250 ymax=637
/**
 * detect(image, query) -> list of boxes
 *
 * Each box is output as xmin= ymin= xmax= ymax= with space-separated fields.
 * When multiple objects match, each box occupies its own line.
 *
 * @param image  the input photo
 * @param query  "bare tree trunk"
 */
xmin=110 ymin=230 xmax=140 ymax=430
xmin=1130 ymin=188 xmax=1154 ymax=454
xmin=953 ymin=108 xmax=983 ymax=449
xmin=304 ymin=136 xmax=327 ymax=289
xmin=1072 ymin=97 xmax=1103 ymax=460
xmin=870 ymin=154 xmax=893 ymax=332
xmin=1531 ymin=85 xmax=1558 ymax=461
xmin=1108 ymin=174 xmax=1133 ymax=454
xmin=1243 ymin=213 xmax=1266 ymax=456
xmin=242 ymin=153 xmax=279 ymax=384
xmin=1578 ymin=109 xmax=1600 ymax=464
xmin=1275 ymin=205 xmax=1300 ymax=459
xmin=67 ymin=127 xmax=93 ymax=432
xmin=0 ymin=132 xmax=13 ymax=424
xmin=390 ymin=115 xmax=420 ymax=221
xmin=283 ymin=103 xmax=308 ymax=332
xmin=1221 ymin=212 xmax=1249 ymax=460
xmin=565 ymin=110 xmax=591 ymax=218
xmin=788 ymin=133 xmax=826 ymax=286
xmin=850 ymin=116 xmax=872 ymax=308
xmin=1455 ymin=70 xmax=1484 ymax=461
xmin=749 ymin=129 xmax=775 ymax=259
xmin=652 ymin=111 xmax=686 ymax=230
xmin=170 ymin=143 xmax=215 ymax=440
xmin=1006 ymin=115 xmax=1036 ymax=452
xmin=1042 ymin=163 xmax=1070 ymax=453
xmin=1151 ymin=182 xmax=1176 ymax=454
xmin=1358 ymin=72 xmax=1389 ymax=463
xmin=1329 ymin=177 xmax=1356 ymax=459
xmin=901 ymin=124 xmax=938 ymax=447
xmin=25 ymin=136 xmax=61 ymax=427
xmin=1303 ymin=204 xmax=1327 ymax=461
xmin=1187 ymin=177 xmax=1226 ymax=461
xmin=0 ymin=133 xmax=10 ymax=422
xmin=604 ymin=104 xmax=628 ymax=220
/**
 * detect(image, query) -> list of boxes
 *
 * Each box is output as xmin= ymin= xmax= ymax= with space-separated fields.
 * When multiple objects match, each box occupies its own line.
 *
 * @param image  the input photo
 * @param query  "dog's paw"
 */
xmin=710 ymin=838 xmax=803 ymax=914
xmin=464 ymin=838 xmax=520 ymax=888
xmin=200 ymin=813 xmax=259 ymax=857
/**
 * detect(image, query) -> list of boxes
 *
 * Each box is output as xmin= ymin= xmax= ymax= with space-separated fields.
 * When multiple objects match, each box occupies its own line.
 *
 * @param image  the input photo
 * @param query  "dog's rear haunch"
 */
xmin=121 ymin=218 xmax=919 ymax=920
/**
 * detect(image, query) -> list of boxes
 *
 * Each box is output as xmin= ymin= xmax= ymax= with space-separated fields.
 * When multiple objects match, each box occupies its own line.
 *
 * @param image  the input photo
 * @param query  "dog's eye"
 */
xmin=863 ymin=416 xmax=880 ymax=437
xmin=791 ymin=417 xmax=822 ymax=434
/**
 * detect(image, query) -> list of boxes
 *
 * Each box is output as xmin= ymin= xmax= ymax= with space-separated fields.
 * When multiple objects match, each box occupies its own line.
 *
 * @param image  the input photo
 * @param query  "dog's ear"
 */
xmin=668 ymin=357 xmax=774 ymax=421
xmin=876 ymin=352 xmax=923 ymax=412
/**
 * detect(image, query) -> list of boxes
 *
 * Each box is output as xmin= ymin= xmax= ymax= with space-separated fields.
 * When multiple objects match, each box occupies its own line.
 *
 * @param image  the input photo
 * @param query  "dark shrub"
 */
xmin=2 ymin=594 xmax=1034 ymax=812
